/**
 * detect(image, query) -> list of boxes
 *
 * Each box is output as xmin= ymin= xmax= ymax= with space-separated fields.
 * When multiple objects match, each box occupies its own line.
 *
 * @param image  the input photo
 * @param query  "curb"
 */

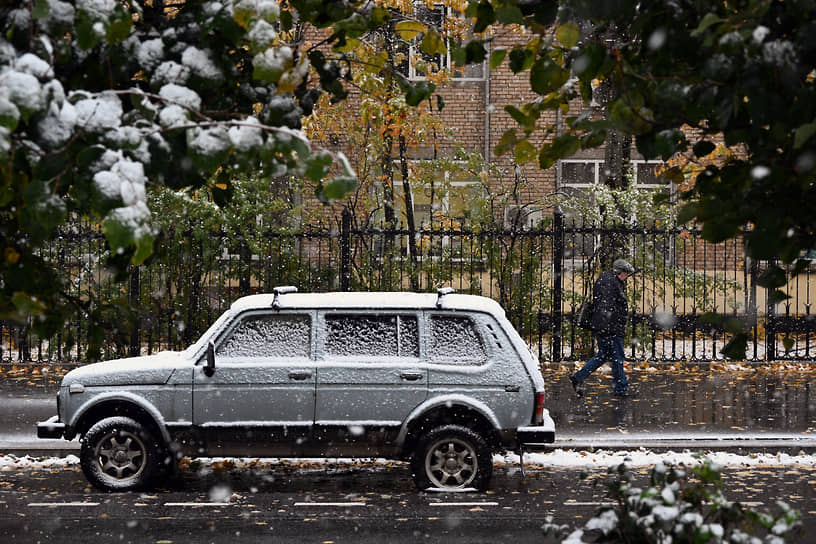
xmin=4 ymin=438 xmax=815 ymax=459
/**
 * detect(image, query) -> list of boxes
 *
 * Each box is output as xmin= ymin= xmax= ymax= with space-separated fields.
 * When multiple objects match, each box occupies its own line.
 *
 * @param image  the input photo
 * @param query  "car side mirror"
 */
xmin=204 ymin=342 xmax=216 ymax=377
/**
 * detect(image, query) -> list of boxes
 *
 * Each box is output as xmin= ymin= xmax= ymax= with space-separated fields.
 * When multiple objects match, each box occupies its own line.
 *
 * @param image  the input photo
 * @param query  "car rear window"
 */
xmin=429 ymin=315 xmax=486 ymax=365
xmin=325 ymin=315 xmax=419 ymax=358
xmin=217 ymin=314 xmax=311 ymax=358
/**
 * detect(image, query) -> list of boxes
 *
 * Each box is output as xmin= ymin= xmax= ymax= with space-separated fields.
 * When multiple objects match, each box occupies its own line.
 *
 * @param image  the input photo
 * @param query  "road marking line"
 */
xmin=293 ymin=502 xmax=368 ymax=507
xmin=28 ymin=502 xmax=100 ymax=507
xmin=429 ymin=502 xmax=499 ymax=507
xmin=563 ymin=502 xmax=616 ymax=507
xmin=164 ymin=502 xmax=232 ymax=507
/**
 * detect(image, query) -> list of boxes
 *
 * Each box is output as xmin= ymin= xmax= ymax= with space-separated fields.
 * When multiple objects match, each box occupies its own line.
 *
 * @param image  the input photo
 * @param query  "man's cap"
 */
xmin=612 ymin=259 xmax=635 ymax=274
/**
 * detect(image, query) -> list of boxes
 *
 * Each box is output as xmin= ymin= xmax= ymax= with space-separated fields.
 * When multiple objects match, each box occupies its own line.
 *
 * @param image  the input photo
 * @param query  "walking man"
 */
xmin=570 ymin=258 xmax=635 ymax=397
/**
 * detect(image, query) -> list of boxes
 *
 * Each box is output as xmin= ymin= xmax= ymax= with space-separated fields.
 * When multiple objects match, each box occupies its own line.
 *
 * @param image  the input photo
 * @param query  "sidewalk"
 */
xmin=1 ymin=363 xmax=815 ymax=457
xmin=542 ymin=364 xmax=816 ymax=453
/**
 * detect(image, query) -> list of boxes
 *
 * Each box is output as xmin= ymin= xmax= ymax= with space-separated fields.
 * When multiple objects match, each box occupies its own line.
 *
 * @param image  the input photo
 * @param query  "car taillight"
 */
xmin=533 ymin=391 xmax=545 ymax=425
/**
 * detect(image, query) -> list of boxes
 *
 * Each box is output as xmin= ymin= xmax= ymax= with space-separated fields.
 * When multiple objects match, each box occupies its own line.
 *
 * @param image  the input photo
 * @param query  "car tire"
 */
xmin=80 ymin=416 xmax=160 ymax=492
xmin=410 ymin=424 xmax=493 ymax=491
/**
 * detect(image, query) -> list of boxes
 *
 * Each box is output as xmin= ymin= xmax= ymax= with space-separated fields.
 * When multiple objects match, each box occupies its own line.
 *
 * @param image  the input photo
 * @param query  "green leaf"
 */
xmin=508 ymin=47 xmax=535 ymax=73
xmin=11 ymin=292 xmax=47 ymax=317
xmin=395 ymin=20 xmax=426 ymax=41
xmin=320 ymin=176 xmax=357 ymax=201
xmin=609 ymin=98 xmax=654 ymax=135
xmin=420 ymin=30 xmax=446 ymax=56
xmin=33 ymin=0 xmax=49 ymax=19
xmin=693 ymin=140 xmax=716 ymax=157
xmin=496 ymin=5 xmax=524 ymax=25
xmin=514 ymin=140 xmax=537 ymax=164
xmin=768 ymin=289 xmax=791 ymax=304
xmin=757 ymin=265 xmax=787 ymax=289
xmin=76 ymin=18 xmax=98 ymax=50
xmin=490 ymin=49 xmax=507 ymax=70
xmin=724 ymin=318 xmax=744 ymax=335
xmin=540 ymin=135 xmax=580 ymax=169
xmin=573 ymin=43 xmax=606 ymax=82
xmin=676 ymin=203 xmax=698 ymax=225
xmin=404 ymin=81 xmax=435 ymax=106
xmin=470 ymin=1 xmax=496 ymax=34
xmin=530 ymin=56 xmax=569 ymax=95
xmin=699 ymin=311 xmax=723 ymax=326
xmin=464 ymin=40 xmax=487 ymax=63
xmin=103 ymin=215 xmax=133 ymax=254
xmin=505 ymin=105 xmax=530 ymax=127
xmin=107 ymin=11 xmax=132 ymax=44
xmin=304 ymin=152 xmax=333 ymax=181
xmin=720 ymin=332 xmax=748 ymax=361
xmin=692 ymin=13 xmax=723 ymax=37
xmin=132 ymin=233 xmax=155 ymax=265
xmin=794 ymin=120 xmax=816 ymax=149
xmin=495 ymin=129 xmax=518 ymax=156
xmin=556 ymin=23 xmax=580 ymax=49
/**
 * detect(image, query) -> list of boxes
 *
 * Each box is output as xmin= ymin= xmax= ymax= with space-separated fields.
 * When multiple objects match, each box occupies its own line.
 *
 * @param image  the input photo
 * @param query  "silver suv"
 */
xmin=38 ymin=287 xmax=555 ymax=492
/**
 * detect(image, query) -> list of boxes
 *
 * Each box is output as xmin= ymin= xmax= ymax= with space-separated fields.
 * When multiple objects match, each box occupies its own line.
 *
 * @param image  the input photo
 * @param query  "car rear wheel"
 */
xmin=411 ymin=424 xmax=493 ymax=491
xmin=80 ymin=416 xmax=160 ymax=492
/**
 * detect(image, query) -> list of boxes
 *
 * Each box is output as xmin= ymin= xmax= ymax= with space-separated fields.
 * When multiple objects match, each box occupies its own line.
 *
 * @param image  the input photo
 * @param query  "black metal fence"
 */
xmin=2 ymin=209 xmax=815 ymax=364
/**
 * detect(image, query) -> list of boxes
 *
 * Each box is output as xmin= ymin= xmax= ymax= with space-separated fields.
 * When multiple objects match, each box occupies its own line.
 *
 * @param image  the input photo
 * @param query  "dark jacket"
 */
xmin=590 ymin=271 xmax=628 ymax=337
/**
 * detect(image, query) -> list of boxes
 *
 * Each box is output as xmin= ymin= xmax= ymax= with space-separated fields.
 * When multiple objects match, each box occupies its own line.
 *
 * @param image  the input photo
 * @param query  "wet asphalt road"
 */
xmin=1 ymin=460 xmax=813 ymax=543
xmin=1 ymin=365 xmax=814 ymax=542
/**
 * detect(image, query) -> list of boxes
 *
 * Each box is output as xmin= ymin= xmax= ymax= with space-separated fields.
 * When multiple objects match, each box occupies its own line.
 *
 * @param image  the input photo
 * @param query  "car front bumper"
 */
xmin=37 ymin=415 xmax=65 ymax=439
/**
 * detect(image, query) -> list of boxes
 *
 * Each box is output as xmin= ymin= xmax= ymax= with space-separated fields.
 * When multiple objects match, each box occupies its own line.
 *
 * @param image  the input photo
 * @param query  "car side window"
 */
xmin=429 ymin=315 xmax=486 ymax=365
xmin=325 ymin=314 xmax=419 ymax=358
xmin=217 ymin=314 xmax=311 ymax=358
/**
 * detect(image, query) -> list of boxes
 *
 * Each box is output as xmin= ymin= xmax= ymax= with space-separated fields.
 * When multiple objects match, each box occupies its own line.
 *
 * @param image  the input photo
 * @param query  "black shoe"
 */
xmin=613 ymin=389 xmax=635 ymax=398
xmin=569 ymin=375 xmax=583 ymax=397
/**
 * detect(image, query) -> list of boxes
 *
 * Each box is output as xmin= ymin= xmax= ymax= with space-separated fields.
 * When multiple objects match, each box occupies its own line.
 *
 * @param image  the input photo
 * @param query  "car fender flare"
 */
xmin=397 ymin=394 xmax=501 ymax=446
xmin=69 ymin=391 xmax=172 ymax=444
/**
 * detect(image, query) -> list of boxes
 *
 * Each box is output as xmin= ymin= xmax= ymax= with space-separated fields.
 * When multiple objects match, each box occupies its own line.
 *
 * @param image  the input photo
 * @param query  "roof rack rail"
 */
xmin=436 ymin=287 xmax=455 ymax=308
xmin=272 ymin=286 xmax=298 ymax=309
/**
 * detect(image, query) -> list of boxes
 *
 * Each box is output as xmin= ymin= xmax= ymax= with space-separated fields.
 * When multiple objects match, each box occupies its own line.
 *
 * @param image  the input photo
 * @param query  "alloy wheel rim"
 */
xmin=95 ymin=429 xmax=147 ymax=482
xmin=425 ymin=437 xmax=478 ymax=489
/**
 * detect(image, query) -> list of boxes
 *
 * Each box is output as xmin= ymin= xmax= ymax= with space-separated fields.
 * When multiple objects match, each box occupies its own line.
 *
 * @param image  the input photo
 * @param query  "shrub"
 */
xmin=543 ymin=458 xmax=801 ymax=543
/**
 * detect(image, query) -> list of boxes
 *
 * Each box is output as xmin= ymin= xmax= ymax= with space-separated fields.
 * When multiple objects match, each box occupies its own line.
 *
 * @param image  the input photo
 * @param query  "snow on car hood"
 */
xmin=61 ymin=352 xmax=185 ymax=387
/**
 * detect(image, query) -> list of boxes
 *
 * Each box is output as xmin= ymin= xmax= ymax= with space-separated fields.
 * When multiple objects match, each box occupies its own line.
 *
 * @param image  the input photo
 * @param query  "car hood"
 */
xmin=61 ymin=352 xmax=187 ymax=387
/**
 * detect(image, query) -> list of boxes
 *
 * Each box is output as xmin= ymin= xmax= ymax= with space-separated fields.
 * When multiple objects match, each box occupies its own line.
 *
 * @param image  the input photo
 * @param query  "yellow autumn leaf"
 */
xmin=395 ymin=20 xmax=426 ymax=41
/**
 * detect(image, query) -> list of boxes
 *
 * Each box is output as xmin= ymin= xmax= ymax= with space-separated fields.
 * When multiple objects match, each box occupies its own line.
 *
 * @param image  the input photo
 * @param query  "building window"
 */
xmin=557 ymin=159 xmax=674 ymax=260
xmin=400 ymin=4 xmax=486 ymax=81
xmin=391 ymin=161 xmax=485 ymax=227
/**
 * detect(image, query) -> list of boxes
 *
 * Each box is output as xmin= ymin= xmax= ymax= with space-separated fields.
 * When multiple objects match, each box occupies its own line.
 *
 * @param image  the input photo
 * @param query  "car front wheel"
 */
xmin=411 ymin=424 xmax=493 ymax=491
xmin=80 ymin=416 xmax=160 ymax=492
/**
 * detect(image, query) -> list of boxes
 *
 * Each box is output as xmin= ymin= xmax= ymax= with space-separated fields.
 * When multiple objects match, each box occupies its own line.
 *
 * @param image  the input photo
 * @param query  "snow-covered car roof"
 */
xmin=230 ymin=290 xmax=506 ymax=316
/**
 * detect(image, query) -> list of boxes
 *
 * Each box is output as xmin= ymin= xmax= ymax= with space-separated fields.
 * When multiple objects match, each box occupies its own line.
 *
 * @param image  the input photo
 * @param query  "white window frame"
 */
xmin=405 ymin=4 xmax=486 ymax=82
xmin=557 ymin=159 xmax=669 ymax=190
xmin=556 ymin=158 xmax=674 ymax=265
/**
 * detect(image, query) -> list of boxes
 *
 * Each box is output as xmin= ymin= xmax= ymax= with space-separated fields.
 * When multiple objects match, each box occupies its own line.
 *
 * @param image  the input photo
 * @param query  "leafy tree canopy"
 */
xmin=460 ymin=0 xmax=816 ymax=288
xmin=0 ymin=0 xmax=398 ymax=334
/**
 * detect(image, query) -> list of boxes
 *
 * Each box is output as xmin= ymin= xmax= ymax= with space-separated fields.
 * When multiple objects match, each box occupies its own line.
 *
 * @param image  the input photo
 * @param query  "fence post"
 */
xmin=340 ymin=207 xmax=351 ymax=292
xmin=129 ymin=266 xmax=140 ymax=357
xmin=552 ymin=207 xmax=564 ymax=362
xmin=765 ymin=260 xmax=777 ymax=361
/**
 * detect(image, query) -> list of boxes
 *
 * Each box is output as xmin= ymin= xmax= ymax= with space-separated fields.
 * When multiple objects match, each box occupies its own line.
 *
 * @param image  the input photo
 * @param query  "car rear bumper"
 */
xmin=515 ymin=409 xmax=556 ymax=451
xmin=37 ymin=415 xmax=65 ymax=439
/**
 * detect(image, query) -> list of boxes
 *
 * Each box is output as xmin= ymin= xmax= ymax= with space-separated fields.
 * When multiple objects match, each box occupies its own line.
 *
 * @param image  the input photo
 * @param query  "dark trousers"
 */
xmin=573 ymin=335 xmax=629 ymax=394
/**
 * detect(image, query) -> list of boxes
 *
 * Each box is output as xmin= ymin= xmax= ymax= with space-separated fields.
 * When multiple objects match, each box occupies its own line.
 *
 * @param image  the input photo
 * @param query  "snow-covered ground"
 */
xmin=2 ymin=449 xmax=815 ymax=471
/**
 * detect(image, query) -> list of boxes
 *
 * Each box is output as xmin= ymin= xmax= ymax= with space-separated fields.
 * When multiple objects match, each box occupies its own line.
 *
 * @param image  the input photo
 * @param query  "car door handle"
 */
xmin=288 ymin=371 xmax=312 ymax=381
xmin=400 ymin=372 xmax=424 ymax=381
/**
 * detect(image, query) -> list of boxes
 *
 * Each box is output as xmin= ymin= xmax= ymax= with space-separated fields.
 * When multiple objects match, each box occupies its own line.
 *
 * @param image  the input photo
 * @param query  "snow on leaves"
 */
xmin=0 ymin=0 xmax=362 ymax=269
